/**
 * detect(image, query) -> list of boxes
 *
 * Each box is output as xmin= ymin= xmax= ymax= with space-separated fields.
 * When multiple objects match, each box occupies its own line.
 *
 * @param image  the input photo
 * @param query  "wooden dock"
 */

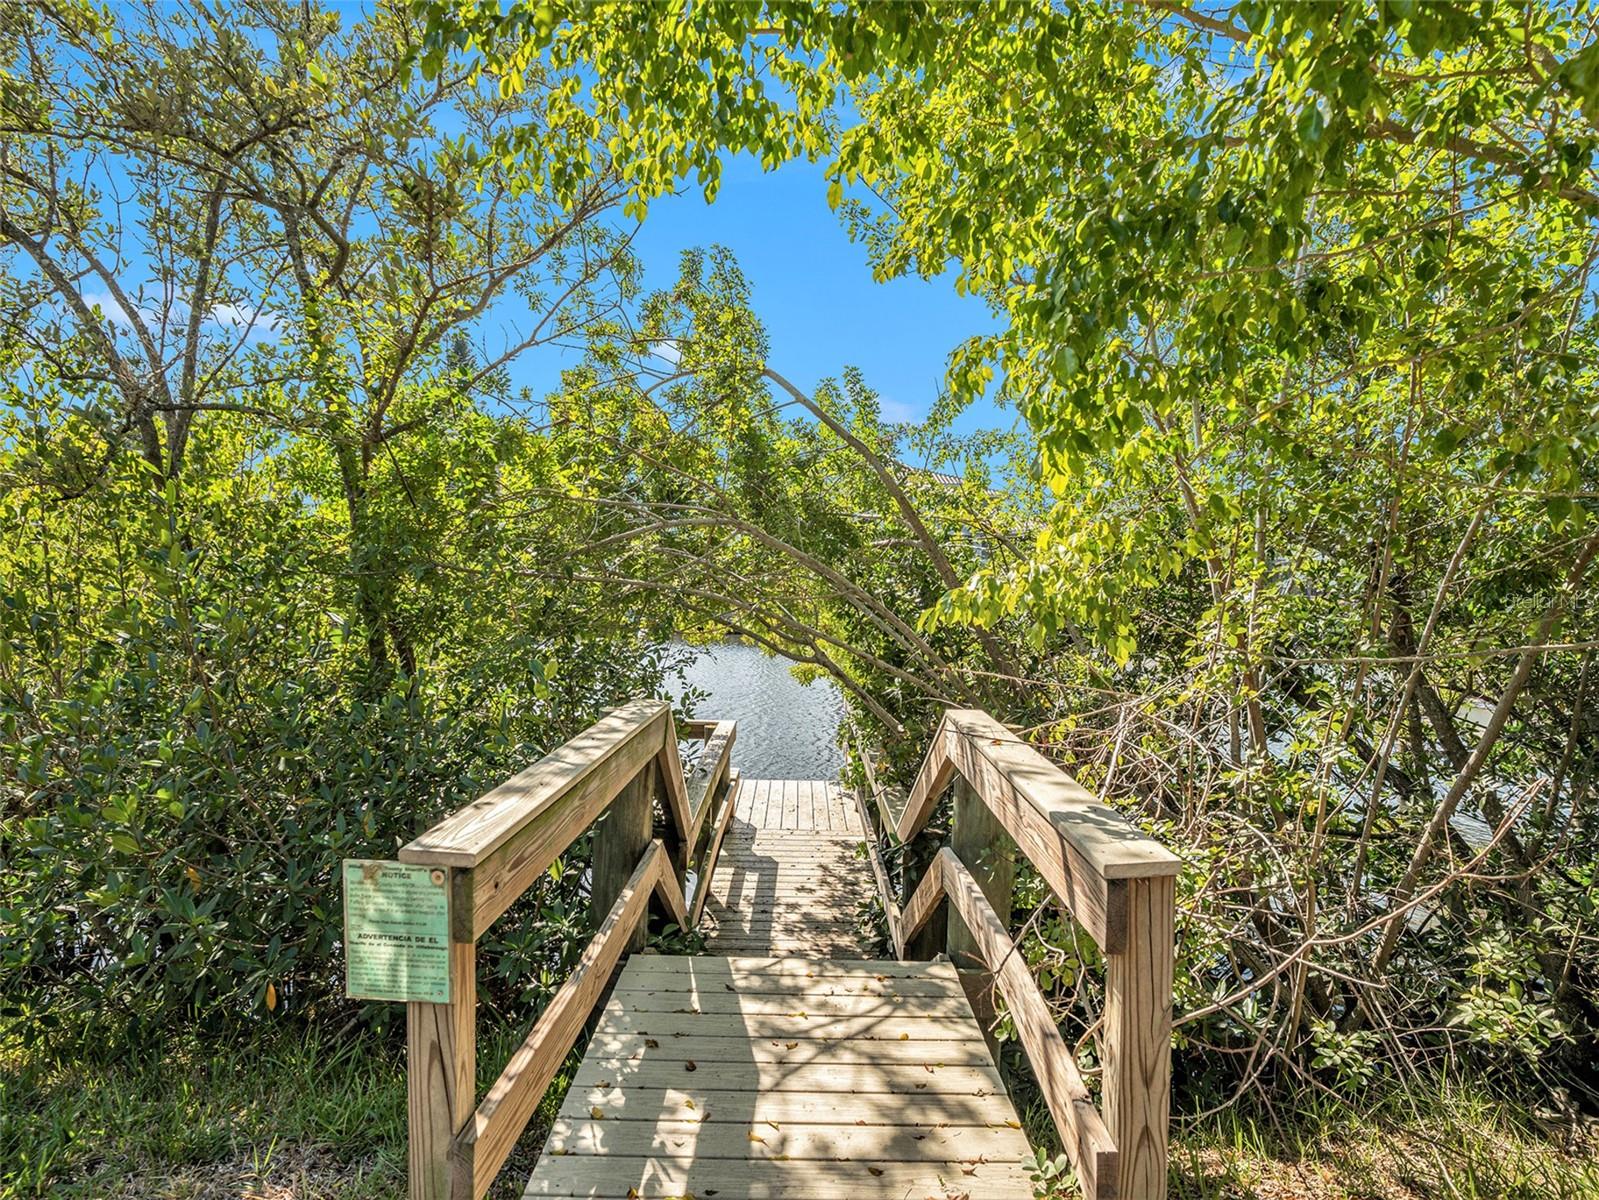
xmin=525 ymin=954 xmax=1034 ymax=1197
xmin=700 ymin=778 xmax=876 ymax=956
xmin=524 ymin=778 xmax=1031 ymax=1195
xmin=398 ymin=702 xmax=1180 ymax=1200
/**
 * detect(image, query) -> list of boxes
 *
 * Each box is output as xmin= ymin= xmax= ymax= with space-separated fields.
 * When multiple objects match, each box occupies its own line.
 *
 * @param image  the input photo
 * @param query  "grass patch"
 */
xmin=8 ymin=1022 xmax=1595 ymax=1200
xmin=1016 ymin=1077 xmax=1599 ymax=1199
xmin=0 ymin=1022 xmax=575 ymax=1200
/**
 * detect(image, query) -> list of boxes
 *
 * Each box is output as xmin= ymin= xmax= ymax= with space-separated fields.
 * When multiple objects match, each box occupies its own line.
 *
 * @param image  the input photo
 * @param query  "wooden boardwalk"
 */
xmin=522 ymin=777 xmax=1033 ymax=1197
xmin=701 ymin=779 xmax=876 ymax=956
xmin=524 ymin=954 xmax=1034 ymax=1197
xmin=398 ymin=703 xmax=1176 ymax=1200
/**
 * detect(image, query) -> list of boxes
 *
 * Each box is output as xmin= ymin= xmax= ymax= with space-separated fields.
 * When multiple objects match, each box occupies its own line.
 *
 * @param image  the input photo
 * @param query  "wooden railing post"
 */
xmin=396 ymin=703 xmax=729 ymax=1200
xmin=947 ymin=774 xmax=1014 ymax=971
xmin=590 ymin=763 xmax=655 ymax=952
xmin=902 ymin=833 xmax=946 ymax=959
xmin=1103 ymin=875 xmax=1175 ymax=1200
xmin=407 ymin=913 xmax=475 ymax=1200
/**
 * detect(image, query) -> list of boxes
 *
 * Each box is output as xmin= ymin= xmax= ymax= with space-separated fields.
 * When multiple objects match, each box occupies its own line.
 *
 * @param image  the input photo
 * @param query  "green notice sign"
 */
xmin=343 ymin=859 xmax=452 ymax=1003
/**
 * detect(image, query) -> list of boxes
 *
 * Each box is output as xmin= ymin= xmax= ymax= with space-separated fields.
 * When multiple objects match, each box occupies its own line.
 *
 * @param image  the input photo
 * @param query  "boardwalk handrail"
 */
xmin=397 ymin=699 xmax=736 ymax=1200
xmin=866 ymin=708 xmax=1180 ymax=1200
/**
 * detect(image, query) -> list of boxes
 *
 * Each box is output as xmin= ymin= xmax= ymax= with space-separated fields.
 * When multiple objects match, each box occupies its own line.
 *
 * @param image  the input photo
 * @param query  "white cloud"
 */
xmin=878 ymin=396 xmax=922 ymax=424
xmin=74 ymin=292 xmax=281 ymax=341
xmin=80 ymin=289 xmax=132 ymax=328
xmin=652 ymin=339 xmax=682 ymax=365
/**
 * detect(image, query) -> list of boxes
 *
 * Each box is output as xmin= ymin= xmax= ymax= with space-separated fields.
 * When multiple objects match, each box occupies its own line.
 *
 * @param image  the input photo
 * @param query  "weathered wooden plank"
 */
xmin=545 ymin=1117 xmax=1025 ymax=1161
xmin=683 ymin=720 xmax=735 ymax=845
xmin=948 ymin=773 xmax=1015 ymax=972
xmin=571 ymin=1056 xmax=1005 ymax=1095
xmin=522 ymin=1156 xmax=1034 ymax=1198
xmin=402 ymin=702 xmax=670 ymax=940
xmin=601 ymin=988 xmax=972 ymax=1017
xmin=654 ymin=719 xmax=691 ymax=879
xmin=704 ymin=920 xmax=867 ymax=938
xmin=688 ymin=770 xmax=739 ymax=927
xmin=528 ymin=941 xmax=1035 ymax=1198
xmin=706 ymin=940 xmax=876 ymax=956
xmin=939 ymin=848 xmax=1119 ymax=1200
xmin=705 ymin=917 xmax=867 ymax=942
xmin=609 ymin=974 xmax=958 ymax=999
xmin=452 ymin=841 xmax=684 ymax=1200
xmin=583 ymin=1030 xmax=996 ymax=1066
xmin=703 ymin=782 xmax=877 ymax=957
xmin=849 ymin=786 xmax=904 ymax=957
xmin=896 ymin=723 xmax=957 ymax=842
xmin=565 ymin=1084 xmax=1012 ymax=1125
xmin=617 ymin=954 xmax=958 ymax=980
xmin=900 ymin=850 xmax=949 ymax=962
xmin=715 ymin=841 xmax=871 ymax=855
xmin=589 ymin=765 xmax=653 ymax=953
xmin=407 ymin=939 xmax=475 ymax=1200
xmin=596 ymin=1008 xmax=990 ymax=1043
xmin=1104 ymin=874 xmax=1175 ymax=1200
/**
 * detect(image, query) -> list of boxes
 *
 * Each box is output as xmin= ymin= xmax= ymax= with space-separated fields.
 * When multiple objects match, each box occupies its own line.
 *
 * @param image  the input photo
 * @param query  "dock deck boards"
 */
xmin=521 ymin=779 xmax=1034 ymax=1198
xmin=524 ymin=955 xmax=1033 ymax=1198
xmin=701 ymin=778 xmax=877 ymax=957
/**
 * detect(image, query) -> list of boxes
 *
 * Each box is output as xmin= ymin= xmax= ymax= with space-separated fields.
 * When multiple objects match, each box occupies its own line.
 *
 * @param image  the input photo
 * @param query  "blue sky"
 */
xmin=69 ymin=3 xmax=1012 ymax=443
xmin=516 ymin=154 xmax=1009 ymax=437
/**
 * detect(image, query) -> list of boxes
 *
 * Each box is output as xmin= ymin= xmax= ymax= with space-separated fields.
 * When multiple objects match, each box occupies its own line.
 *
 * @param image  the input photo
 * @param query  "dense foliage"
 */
xmin=426 ymin=0 xmax=1599 ymax=1113
xmin=4 ymin=0 xmax=1599 ymax=1179
xmin=0 ymin=0 xmax=683 ymax=1037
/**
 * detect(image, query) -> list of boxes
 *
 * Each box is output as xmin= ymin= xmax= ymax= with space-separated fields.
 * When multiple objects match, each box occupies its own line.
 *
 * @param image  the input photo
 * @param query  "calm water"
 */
xmin=671 ymin=642 xmax=845 ymax=779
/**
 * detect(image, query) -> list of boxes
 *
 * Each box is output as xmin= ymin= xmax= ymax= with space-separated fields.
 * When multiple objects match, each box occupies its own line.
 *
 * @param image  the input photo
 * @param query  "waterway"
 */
xmin=670 ymin=641 xmax=845 ymax=779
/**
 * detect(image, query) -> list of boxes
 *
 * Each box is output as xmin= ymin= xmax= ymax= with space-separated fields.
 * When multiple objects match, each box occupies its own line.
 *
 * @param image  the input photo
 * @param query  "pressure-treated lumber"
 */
xmin=407 ymin=938 xmax=475 ymax=1200
xmin=522 ymin=1156 xmax=1033 ymax=1198
xmin=589 ymin=764 xmax=654 ymax=953
xmin=1105 ymin=873 xmax=1175 ymax=1200
xmin=572 ymin=1056 xmax=1006 ymax=1096
xmin=688 ymin=769 xmax=739 ymax=925
xmin=402 ymin=700 xmax=669 ymax=868
xmin=524 ymin=953 xmax=1033 ymax=1199
xmin=702 ymin=778 xmax=875 ymax=956
xmin=654 ymin=718 xmax=692 ymax=880
xmin=450 ymin=840 xmax=685 ymax=1200
xmin=846 ymin=718 xmax=910 ymax=834
xmin=849 ymin=783 xmax=904 ymax=956
xmin=901 ymin=847 xmax=1120 ymax=1198
xmin=895 ymin=709 xmax=1180 ymax=950
xmin=400 ymin=700 xmax=674 ymax=940
xmin=683 ymin=719 xmax=735 ymax=843
xmin=395 ymin=700 xmax=1175 ymax=1200
xmin=948 ymin=773 xmax=1015 ymax=971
